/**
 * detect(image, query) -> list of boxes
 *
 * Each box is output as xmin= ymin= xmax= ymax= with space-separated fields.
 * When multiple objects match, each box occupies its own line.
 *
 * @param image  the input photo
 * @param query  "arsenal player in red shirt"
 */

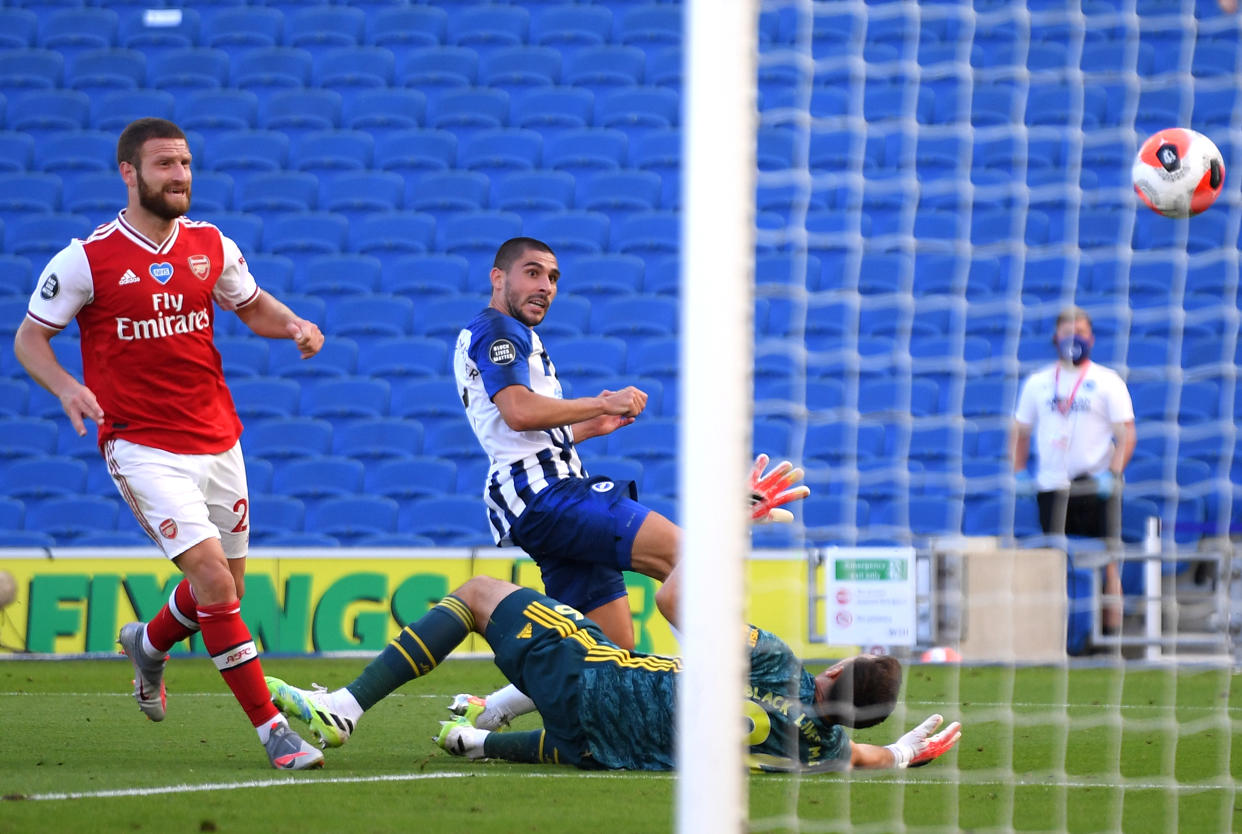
xmin=14 ymin=118 xmax=326 ymax=770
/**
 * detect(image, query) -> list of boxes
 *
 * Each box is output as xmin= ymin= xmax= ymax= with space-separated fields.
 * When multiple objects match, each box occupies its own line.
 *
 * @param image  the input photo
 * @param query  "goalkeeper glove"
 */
xmin=1013 ymin=471 xmax=1036 ymax=498
xmin=1094 ymin=470 xmax=1117 ymax=499
xmin=749 ymin=453 xmax=810 ymax=524
xmin=883 ymin=713 xmax=962 ymax=769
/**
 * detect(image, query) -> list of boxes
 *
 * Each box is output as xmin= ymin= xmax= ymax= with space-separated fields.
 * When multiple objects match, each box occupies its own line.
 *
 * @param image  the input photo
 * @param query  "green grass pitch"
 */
xmin=2 ymin=657 xmax=1239 ymax=833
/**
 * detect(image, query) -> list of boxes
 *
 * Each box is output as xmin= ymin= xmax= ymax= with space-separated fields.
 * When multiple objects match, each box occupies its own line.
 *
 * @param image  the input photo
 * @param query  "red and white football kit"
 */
xmin=26 ymin=210 xmax=261 ymax=559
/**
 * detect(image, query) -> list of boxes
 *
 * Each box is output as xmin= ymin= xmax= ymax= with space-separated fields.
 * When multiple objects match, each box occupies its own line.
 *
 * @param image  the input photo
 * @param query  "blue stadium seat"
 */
xmin=365 ymin=6 xmax=446 ymax=54
xmin=118 ymin=7 xmax=200 ymax=53
xmin=271 ymin=455 xmax=366 ymax=503
xmin=565 ymin=44 xmax=644 ymax=93
xmin=398 ymin=495 xmax=489 ymax=544
xmin=526 ymin=210 xmax=610 ymax=255
xmin=334 ymin=417 xmax=424 ymax=461
xmin=365 ymin=457 xmax=456 ymax=501
xmin=216 ymin=336 xmax=269 ymax=379
xmin=438 ymin=209 xmax=522 ymax=264
xmin=550 ymin=335 xmax=628 ymax=378
xmin=230 ymin=376 xmax=300 ymax=421
xmin=6 ymin=213 xmax=91 ymax=262
xmin=375 ymin=129 xmax=457 ymax=176
xmin=313 ymin=45 xmax=394 ymax=91
xmin=589 ymin=295 xmax=677 ymax=339
xmin=0 ymin=9 xmax=38 ymax=50
xmin=307 ymin=495 xmax=400 ymax=543
xmin=426 ymin=86 xmax=510 ymax=132
xmin=26 ymin=495 xmax=119 ymax=542
xmin=565 ymin=253 xmax=644 ymax=297
xmin=578 ymin=169 xmax=661 ymax=220
xmin=357 ymin=336 xmax=447 ymax=380
xmin=535 ymin=293 xmax=591 ymax=340
xmin=37 ymin=8 xmax=117 ymax=55
xmin=530 ymin=5 xmax=612 ymax=52
xmin=174 ymin=89 xmax=258 ymax=145
xmin=0 ymin=254 xmax=33 ymax=299
xmin=204 ymin=130 xmax=289 ymax=189
xmin=424 ymin=421 xmax=485 ymax=460
xmin=587 ymin=455 xmax=645 ymax=490
xmin=283 ymin=6 xmax=365 ymax=49
xmin=231 ymin=46 xmax=313 ymax=105
xmin=237 ymin=171 xmax=318 ymax=222
xmin=480 ymin=45 xmax=562 ymax=90
xmin=606 ymin=417 xmax=677 ymax=463
xmin=290 ymin=129 xmax=373 ymax=181
xmin=349 ymin=212 xmax=436 ymax=265
xmin=445 ymin=4 xmax=529 ymax=53
xmin=302 ymin=253 xmax=382 ymax=299
xmin=490 ymin=169 xmax=575 ymax=214
xmin=401 ymin=169 xmax=489 ymax=223
xmin=244 ymin=253 xmax=294 ymax=294
xmin=594 ymin=86 xmax=679 ymax=134
xmin=301 ymin=377 xmax=391 ymax=420
xmin=263 ymin=211 xmax=348 ymax=257
xmin=36 ymin=130 xmax=113 ymax=181
xmin=396 ymin=45 xmax=478 ymax=92
xmin=342 ymin=88 xmax=425 ymax=137
xmin=460 ymin=124 xmax=543 ymax=172
xmin=615 ymin=4 xmax=681 ymax=48
xmin=0 ymin=49 xmax=64 ymax=96
xmin=0 ymin=378 xmax=29 ymax=417
xmin=259 ymin=89 xmax=342 ymax=138
xmin=323 ymin=293 xmax=414 ymax=339
xmin=390 ymin=377 xmax=465 ymax=426
xmin=269 ymin=330 xmax=353 ymax=380
xmin=7 ymin=88 xmax=89 ymax=139
xmin=610 ymin=210 xmax=679 ymax=259
xmin=544 ymin=127 xmax=628 ymax=179
xmin=0 ymin=133 xmax=33 ymax=176
xmin=202 ymin=7 xmax=283 ymax=50
xmin=509 ymin=86 xmax=594 ymax=134
xmin=385 ymin=254 xmax=472 ymax=299
xmin=0 ymin=172 xmax=61 ymax=227
xmin=245 ymin=494 xmax=306 ymax=540
xmin=66 ymin=48 xmax=146 ymax=97
xmin=245 ymin=417 xmax=333 ymax=461
xmin=0 ymin=456 xmax=87 ymax=501
xmin=414 ymin=293 xmax=491 ymax=340
xmin=91 ymin=87 xmax=178 ymax=134
xmin=317 ymin=170 xmax=403 ymax=226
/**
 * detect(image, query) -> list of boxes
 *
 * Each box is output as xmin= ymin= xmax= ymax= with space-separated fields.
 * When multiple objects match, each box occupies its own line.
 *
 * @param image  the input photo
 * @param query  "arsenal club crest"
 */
xmin=188 ymin=254 xmax=211 ymax=280
xmin=159 ymin=518 xmax=178 ymax=539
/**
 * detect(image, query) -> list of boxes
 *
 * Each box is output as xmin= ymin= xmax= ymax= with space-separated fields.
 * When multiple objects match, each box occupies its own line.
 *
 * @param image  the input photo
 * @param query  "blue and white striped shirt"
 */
xmin=453 ymin=307 xmax=586 ymax=544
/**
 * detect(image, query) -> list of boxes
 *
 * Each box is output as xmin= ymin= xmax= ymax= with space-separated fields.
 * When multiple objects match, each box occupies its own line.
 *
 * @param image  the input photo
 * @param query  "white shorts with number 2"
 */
xmin=103 ymin=437 xmax=250 ymax=560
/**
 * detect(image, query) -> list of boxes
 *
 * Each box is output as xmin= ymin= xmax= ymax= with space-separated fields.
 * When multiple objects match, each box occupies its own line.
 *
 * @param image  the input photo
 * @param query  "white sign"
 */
xmin=824 ymin=547 xmax=916 ymax=647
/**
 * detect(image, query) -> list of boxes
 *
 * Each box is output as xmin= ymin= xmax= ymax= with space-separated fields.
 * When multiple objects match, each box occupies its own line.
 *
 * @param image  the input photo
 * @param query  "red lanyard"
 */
xmin=1053 ymin=361 xmax=1090 ymax=416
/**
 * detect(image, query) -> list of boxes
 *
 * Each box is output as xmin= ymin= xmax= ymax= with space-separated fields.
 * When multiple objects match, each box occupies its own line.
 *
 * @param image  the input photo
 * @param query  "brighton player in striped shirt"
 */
xmin=13 ymin=118 xmax=325 ymax=770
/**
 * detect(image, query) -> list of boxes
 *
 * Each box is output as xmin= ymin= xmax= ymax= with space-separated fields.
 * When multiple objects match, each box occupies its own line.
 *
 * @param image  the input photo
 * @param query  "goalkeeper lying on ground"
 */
xmin=268 ymin=566 xmax=961 ymax=771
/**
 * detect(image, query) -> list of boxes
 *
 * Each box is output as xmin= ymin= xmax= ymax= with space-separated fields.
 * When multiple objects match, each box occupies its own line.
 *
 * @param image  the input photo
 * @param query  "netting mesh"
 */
xmin=741 ymin=1 xmax=1240 ymax=830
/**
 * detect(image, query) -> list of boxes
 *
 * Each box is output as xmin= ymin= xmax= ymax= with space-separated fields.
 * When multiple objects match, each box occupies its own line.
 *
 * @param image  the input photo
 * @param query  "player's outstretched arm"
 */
xmin=235 ymin=291 xmax=324 ymax=358
xmin=749 ymin=453 xmax=811 ymax=523
xmin=851 ymin=713 xmax=961 ymax=769
xmin=14 ymin=319 xmax=104 ymax=436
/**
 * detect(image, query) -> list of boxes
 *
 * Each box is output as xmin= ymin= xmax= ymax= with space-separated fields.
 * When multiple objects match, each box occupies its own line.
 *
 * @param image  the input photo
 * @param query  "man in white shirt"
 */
xmin=1010 ymin=307 xmax=1136 ymax=639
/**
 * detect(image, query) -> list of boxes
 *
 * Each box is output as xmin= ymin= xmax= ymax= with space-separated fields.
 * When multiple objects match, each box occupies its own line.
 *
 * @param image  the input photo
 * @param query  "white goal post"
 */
xmin=676 ymin=1 xmax=758 ymax=833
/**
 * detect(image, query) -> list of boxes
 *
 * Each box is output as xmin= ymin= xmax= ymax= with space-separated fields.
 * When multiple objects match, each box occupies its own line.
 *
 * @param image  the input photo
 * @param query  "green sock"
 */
xmin=346 ymin=595 xmax=475 ymax=711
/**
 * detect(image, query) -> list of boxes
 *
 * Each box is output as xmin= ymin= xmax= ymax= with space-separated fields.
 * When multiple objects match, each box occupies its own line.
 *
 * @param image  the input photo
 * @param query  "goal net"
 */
xmin=682 ymin=0 xmax=1241 ymax=831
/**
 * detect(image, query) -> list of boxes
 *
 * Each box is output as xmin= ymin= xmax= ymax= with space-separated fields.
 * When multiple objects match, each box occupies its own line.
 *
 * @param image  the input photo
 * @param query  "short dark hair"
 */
xmin=117 ymin=118 xmax=186 ymax=167
xmin=818 ymin=654 xmax=902 ymax=729
xmin=493 ymin=237 xmax=555 ymax=272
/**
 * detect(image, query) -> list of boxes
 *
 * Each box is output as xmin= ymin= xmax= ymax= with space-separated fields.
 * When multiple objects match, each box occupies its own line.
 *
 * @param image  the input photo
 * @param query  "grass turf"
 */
xmin=2 ymin=658 xmax=1239 ymax=833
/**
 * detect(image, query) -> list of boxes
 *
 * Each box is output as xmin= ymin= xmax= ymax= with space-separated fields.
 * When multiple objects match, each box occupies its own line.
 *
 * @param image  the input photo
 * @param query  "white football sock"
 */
xmin=479 ymin=683 xmax=536 ymax=730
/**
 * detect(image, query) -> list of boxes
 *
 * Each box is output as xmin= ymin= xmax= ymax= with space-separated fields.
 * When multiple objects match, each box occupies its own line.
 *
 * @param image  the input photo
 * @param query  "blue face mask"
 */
xmin=1057 ymin=335 xmax=1091 ymax=365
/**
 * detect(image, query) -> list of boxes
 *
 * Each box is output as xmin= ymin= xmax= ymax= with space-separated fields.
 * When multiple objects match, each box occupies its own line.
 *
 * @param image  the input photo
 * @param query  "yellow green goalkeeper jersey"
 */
xmin=575 ymin=626 xmax=850 ymax=771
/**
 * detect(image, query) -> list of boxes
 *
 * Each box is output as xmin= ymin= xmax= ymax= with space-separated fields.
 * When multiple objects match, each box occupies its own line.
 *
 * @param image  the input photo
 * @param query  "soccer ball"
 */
xmin=1132 ymin=127 xmax=1225 ymax=218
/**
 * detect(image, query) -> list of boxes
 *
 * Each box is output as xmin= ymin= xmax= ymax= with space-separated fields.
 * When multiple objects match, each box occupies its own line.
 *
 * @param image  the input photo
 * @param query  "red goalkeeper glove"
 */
xmin=748 ymin=453 xmax=810 ymax=524
xmin=884 ymin=713 xmax=961 ymax=768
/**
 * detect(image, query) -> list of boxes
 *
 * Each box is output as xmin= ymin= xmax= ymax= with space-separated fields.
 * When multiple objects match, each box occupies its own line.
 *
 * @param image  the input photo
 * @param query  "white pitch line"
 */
xmin=14 ymin=772 xmax=468 ymax=801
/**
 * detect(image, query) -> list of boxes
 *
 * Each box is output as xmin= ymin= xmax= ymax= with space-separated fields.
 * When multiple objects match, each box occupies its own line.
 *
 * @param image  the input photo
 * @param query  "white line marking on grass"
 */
xmin=12 ymin=772 xmax=467 ymax=801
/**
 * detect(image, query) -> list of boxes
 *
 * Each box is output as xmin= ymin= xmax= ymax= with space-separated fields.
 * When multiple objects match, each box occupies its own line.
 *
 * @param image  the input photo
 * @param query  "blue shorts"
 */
xmin=508 ymin=476 xmax=651 ymax=613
